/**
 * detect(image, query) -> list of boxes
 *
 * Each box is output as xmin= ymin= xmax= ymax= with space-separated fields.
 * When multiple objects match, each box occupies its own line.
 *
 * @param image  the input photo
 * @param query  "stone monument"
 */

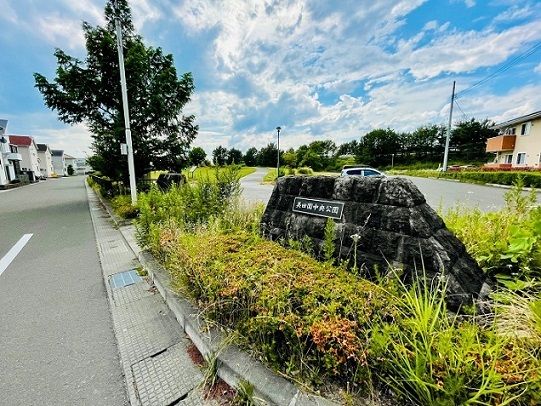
xmin=261 ymin=175 xmax=487 ymax=309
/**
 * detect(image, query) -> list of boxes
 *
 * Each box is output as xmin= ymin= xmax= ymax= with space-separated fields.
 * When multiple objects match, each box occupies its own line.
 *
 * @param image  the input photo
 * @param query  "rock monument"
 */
xmin=261 ymin=175 xmax=487 ymax=309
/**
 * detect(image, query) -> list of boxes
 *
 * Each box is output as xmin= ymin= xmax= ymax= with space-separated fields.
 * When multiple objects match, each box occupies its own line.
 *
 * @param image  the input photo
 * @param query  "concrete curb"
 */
xmin=90 ymin=185 xmax=337 ymax=406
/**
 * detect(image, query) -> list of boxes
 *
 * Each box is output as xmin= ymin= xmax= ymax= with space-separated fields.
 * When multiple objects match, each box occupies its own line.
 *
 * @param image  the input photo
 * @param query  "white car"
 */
xmin=340 ymin=167 xmax=385 ymax=177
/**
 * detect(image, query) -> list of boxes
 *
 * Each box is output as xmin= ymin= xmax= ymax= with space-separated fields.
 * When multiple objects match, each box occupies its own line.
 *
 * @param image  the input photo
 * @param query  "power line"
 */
xmin=455 ymin=41 xmax=541 ymax=100
xmin=454 ymin=99 xmax=469 ymax=121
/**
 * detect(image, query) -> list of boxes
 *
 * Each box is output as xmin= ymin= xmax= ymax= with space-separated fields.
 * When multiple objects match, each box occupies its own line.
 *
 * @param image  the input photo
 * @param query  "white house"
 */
xmin=51 ymin=149 xmax=66 ymax=176
xmin=37 ymin=144 xmax=54 ymax=177
xmin=64 ymin=154 xmax=77 ymax=175
xmin=74 ymin=158 xmax=91 ymax=175
xmin=9 ymin=135 xmax=41 ymax=182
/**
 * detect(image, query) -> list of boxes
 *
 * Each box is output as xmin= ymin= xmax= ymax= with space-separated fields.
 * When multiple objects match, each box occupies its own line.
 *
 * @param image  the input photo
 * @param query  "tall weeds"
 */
xmin=443 ymin=180 xmax=541 ymax=280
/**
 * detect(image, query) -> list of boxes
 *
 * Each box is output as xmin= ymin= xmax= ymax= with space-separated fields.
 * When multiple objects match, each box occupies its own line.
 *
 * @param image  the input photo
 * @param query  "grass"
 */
xmin=110 ymin=194 xmax=139 ymax=219
xmin=182 ymin=166 xmax=256 ymax=182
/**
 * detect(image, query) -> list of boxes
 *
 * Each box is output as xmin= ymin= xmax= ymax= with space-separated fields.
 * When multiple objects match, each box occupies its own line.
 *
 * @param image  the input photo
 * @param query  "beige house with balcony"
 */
xmin=486 ymin=110 xmax=541 ymax=169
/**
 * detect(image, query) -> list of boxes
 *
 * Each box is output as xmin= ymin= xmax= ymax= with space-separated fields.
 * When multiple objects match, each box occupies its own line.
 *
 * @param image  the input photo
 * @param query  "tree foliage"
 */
xmin=34 ymin=0 xmax=197 ymax=181
xmin=257 ymin=143 xmax=280 ymax=167
xmin=226 ymin=148 xmax=243 ymax=165
xmin=243 ymin=147 xmax=258 ymax=166
xmin=212 ymin=145 xmax=227 ymax=166
xmin=188 ymin=147 xmax=206 ymax=166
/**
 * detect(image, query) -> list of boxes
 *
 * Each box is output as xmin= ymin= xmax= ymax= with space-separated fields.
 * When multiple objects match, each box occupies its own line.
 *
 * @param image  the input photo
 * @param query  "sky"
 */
xmin=0 ymin=0 xmax=540 ymax=158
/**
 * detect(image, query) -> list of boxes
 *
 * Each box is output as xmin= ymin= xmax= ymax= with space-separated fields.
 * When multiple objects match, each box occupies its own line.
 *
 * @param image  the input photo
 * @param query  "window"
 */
xmin=363 ymin=169 xmax=381 ymax=176
xmin=516 ymin=153 xmax=526 ymax=165
xmin=504 ymin=154 xmax=513 ymax=164
xmin=520 ymin=122 xmax=531 ymax=136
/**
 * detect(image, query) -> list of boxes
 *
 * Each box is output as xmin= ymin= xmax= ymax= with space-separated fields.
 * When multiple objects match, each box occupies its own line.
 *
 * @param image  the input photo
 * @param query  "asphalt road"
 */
xmin=0 ymin=177 xmax=126 ymax=405
xmin=239 ymin=169 xmax=540 ymax=212
xmin=239 ymin=167 xmax=273 ymax=205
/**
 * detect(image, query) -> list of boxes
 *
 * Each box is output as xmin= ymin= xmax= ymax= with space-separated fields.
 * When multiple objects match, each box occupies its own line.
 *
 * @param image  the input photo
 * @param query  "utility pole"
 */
xmin=442 ymin=80 xmax=456 ymax=172
xmin=276 ymin=126 xmax=281 ymax=179
xmin=114 ymin=0 xmax=137 ymax=204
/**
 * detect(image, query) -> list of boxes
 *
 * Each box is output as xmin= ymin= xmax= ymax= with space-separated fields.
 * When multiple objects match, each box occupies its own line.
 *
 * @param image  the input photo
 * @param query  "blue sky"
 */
xmin=0 ymin=0 xmax=540 ymax=157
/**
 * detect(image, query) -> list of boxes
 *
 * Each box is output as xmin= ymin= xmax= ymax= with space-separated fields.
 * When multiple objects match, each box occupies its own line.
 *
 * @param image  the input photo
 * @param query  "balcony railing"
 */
xmin=6 ymin=152 xmax=23 ymax=161
xmin=486 ymin=135 xmax=516 ymax=153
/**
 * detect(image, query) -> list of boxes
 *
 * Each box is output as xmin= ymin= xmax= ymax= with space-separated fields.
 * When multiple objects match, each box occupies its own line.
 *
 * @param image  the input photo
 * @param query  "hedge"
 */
xmin=400 ymin=170 xmax=541 ymax=188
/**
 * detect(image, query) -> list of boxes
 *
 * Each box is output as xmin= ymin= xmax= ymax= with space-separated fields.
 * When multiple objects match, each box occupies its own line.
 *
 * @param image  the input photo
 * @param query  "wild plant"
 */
xmin=369 ymin=274 xmax=540 ymax=405
xmin=323 ymin=218 xmax=336 ymax=262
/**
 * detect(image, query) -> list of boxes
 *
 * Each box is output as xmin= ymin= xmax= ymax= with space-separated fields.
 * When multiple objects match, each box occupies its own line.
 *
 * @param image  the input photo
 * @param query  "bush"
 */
xmin=136 ymin=166 xmax=241 ymax=245
xmin=443 ymin=182 xmax=541 ymax=280
xmin=159 ymin=230 xmax=395 ymax=385
xmin=370 ymin=277 xmax=541 ymax=405
xmin=393 ymin=169 xmax=541 ymax=188
xmin=296 ymin=166 xmax=313 ymax=175
xmin=111 ymin=195 xmax=139 ymax=219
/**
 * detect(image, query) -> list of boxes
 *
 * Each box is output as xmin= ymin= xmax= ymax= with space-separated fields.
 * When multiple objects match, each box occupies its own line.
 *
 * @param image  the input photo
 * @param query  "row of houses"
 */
xmin=0 ymin=134 xmax=89 ymax=189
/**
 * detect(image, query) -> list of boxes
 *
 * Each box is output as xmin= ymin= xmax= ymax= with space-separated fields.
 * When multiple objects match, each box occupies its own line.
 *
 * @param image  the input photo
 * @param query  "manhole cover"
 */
xmin=110 ymin=270 xmax=143 ymax=289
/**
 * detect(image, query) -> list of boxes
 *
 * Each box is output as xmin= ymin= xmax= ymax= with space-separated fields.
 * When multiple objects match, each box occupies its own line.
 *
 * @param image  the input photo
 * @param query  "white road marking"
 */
xmin=0 ymin=234 xmax=33 ymax=277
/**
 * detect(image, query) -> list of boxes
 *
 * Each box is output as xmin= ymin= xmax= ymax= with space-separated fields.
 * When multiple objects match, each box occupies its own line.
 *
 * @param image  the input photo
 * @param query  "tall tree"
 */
xmin=226 ymin=148 xmax=243 ymax=165
xmin=357 ymin=128 xmax=400 ymax=166
xmin=243 ymin=147 xmax=258 ymax=166
xmin=34 ymin=0 xmax=197 ymax=181
xmin=451 ymin=119 xmax=497 ymax=159
xmin=212 ymin=145 xmax=228 ymax=166
xmin=188 ymin=147 xmax=206 ymax=166
xmin=257 ymin=143 xmax=280 ymax=167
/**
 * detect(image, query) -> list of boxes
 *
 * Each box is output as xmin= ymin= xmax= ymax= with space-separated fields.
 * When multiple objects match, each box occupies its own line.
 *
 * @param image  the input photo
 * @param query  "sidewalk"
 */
xmin=86 ymin=184 xmax=217 ymax=406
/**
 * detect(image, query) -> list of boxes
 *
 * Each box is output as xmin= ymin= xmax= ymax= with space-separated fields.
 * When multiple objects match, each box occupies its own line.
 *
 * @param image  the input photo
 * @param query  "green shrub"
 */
xmin=160 ymin=230 xmax=395 ymax=385
xmin=296 ymin=166 xmax=313 ymax=175
xmin=443 ymin=182 xmax=541 ymax=280
xmin=370 ymin=277 xmax=541 ymax=405
xmin=393 ymin=169 xmax=541 ymax=188
xmin=111 ymin=195 xmax=139 ymax=219
xmin=136 ymin=166 xmax=241 ymax=245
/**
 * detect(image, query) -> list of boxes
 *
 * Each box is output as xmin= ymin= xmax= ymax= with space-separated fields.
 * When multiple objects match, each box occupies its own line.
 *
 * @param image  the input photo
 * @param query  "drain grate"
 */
xmin=110 ymin=270 xmax=143 ymax=289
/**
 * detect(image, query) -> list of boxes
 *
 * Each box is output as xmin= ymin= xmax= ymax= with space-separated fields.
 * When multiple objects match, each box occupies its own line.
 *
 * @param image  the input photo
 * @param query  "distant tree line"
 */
xmin=195 ymin=118 xmax=497 ymax=170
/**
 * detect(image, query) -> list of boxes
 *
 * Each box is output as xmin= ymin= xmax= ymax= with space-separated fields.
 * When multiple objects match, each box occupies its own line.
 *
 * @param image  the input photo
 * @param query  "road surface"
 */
xmin=239 ymin=169 xmax=540 ymax=212
xmin=0 ymin=177 xmax=126 ymax=405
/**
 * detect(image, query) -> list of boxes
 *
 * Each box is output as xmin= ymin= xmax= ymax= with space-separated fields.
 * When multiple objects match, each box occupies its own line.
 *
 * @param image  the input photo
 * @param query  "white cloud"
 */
xmin=130 ymin=0 xmax=163 ymax=29
xmin=402 ymin=21 xmax=541 ymax=79
xmin=534 ymin=62 xmax=541 ymax=74
xmin=36 ymin=14 xmax=85 ymax=49
xmin=31 ymin=123 xmax=92 ymax=158
xmin=493 ymin=4 xmax=534 ymax=22
xmin=451 ymin=0 xmax=476 ymax=7
xmin=60 ymin=0 xmax=104 ymax=25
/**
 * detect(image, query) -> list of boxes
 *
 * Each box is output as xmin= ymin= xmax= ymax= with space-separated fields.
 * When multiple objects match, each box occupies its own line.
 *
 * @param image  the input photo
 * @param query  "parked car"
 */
xmin=340 ymin=167 xmax=385 ymax=177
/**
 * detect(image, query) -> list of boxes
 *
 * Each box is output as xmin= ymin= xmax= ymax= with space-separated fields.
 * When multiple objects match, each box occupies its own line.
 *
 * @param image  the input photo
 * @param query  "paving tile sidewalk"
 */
xmin=86 ymin=185 xmax=216 ymax=406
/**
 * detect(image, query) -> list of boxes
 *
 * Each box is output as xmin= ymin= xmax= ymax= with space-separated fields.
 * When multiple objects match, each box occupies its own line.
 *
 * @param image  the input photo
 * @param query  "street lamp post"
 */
xmin=276 ymin=126 xmax=281 ymax=179
xmin=114 ymin=0 xmax=137 ymax=205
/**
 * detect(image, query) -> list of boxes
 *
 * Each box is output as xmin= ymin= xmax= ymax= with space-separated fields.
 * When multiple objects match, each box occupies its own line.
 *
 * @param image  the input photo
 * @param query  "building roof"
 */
xmin=51 ymin=149 xmax=64 ymax=157
xmin=8 ymin=135 xmax=33 ymax=146
xmin=37 ymin=143 xmax=49 ymax=152
xmin=64 ymin=154 xmax=76 ymax=159
xmin=492 ymin=110 xmax=541 ymax=129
